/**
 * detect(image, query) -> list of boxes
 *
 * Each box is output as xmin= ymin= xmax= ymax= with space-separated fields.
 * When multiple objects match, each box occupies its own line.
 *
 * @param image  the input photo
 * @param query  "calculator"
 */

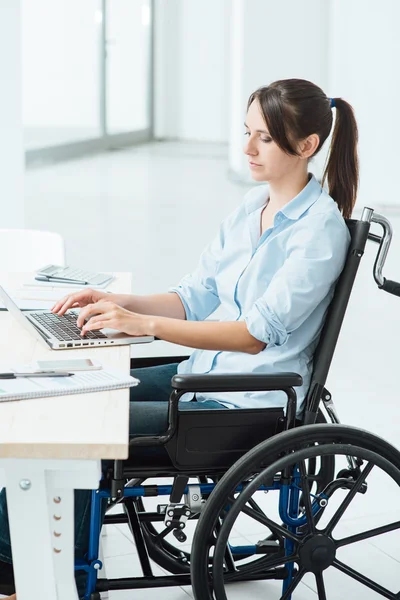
xmin=35 ymin=264 xmax=114 ymax=286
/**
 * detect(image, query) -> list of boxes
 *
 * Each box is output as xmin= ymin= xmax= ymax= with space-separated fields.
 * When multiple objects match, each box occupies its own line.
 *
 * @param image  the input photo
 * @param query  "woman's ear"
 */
xmin=299 ymin=134 xmax=320 ymax=159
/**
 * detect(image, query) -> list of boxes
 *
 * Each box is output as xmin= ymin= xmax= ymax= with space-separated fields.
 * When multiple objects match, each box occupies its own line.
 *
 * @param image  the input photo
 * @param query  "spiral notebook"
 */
xmin=0 ymin=369 xmax=140 ymax=402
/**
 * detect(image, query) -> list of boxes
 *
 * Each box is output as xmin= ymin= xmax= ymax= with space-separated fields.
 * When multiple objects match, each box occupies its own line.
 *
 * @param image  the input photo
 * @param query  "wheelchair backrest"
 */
xmin=303 ymin=218 xmax=371 ymax=422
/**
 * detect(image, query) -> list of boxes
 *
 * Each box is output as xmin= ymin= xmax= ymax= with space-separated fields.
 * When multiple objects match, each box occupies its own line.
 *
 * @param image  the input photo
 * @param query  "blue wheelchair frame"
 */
xmin=81 ymin=475 xmax=328 ymax=598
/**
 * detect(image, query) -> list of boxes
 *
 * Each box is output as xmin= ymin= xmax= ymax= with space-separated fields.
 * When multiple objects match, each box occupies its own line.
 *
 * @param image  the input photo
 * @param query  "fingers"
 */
xmin=76 ymin=303 xmax=97 ymax=328
xmin=51 ymin=288 xmax=96 ymax=316
xmin=51 ymin=294 xmax=78 ymax=315
xmin=76 ymin=300 xmax=114 ymax=329
xmin=81 ymin=315 xmax=109 ymax=335
xmin=51 ymin=295 xmax=67 ymax=312
xmin=51 ymin=293 xmax=84 ymax=315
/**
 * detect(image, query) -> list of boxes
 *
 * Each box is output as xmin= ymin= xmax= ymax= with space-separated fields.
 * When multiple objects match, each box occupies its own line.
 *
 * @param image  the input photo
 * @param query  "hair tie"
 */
xmin=330 ymin=98 xmax=336 ymax=109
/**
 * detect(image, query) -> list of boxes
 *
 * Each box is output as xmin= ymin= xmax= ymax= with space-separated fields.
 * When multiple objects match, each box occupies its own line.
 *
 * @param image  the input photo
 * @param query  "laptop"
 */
xmin=0 ymin=285 xmax=154 ymax=350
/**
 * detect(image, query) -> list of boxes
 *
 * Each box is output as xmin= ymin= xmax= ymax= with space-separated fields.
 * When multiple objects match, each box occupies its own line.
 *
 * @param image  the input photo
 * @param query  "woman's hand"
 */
xmin=77 ymin=300 xmax=150 ymax=337
xmin=51 ymin=288 xmax=109 ymax=316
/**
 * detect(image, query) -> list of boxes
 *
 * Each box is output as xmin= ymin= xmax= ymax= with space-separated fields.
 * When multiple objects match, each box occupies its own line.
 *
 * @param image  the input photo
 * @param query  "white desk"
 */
xmin=0 ymin=272 xmax=134 ymax=600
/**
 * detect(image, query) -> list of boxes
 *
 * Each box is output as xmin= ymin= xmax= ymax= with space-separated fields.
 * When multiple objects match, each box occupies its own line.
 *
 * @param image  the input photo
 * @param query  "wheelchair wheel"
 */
xmin=129 ymin=414 xmax=334 ymax=576
xmin=191 ymin=424 xmax=400 ymax=599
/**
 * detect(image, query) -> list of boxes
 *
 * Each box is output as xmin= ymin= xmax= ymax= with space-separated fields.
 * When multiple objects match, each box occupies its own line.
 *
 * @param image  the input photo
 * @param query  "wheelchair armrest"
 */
xmin=171 ymin=372 xmax=302 ymax=393
xmin=129 ymin=372 xmax=302 ymax=448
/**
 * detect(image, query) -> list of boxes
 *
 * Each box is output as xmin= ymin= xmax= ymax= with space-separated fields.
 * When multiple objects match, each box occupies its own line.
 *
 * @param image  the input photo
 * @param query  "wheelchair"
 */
xmin=83 ymin=206 xmax=400 ymax=600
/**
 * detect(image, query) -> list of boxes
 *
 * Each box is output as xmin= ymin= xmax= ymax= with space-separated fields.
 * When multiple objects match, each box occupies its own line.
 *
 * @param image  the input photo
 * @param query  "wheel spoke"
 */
xmin=336 ymin=520 xmax=400 ymax=548
xmin=280 ymin=568 xmax=306 ymax=600
xmin=299 ymin=460 xmax=316 ymax=534
xmin=324 ymin=461 xmax=374 ymax=535
xmin=333 ymin=559 xmax=398 ymax=599
xmin=246 ymin=496 xmax=281 ymax=541
xmin=240 ymin=504 xmax=300 ymax=544
xmin=315 ymin=572 xmax=327 ymax=600
xmin=247 ymin=496 xmax=267 ymax=516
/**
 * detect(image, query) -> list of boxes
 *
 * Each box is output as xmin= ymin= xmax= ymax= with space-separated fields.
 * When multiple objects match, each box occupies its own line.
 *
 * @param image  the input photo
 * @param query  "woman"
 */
xmin=0 ymin=78 xmax=358 ymax=599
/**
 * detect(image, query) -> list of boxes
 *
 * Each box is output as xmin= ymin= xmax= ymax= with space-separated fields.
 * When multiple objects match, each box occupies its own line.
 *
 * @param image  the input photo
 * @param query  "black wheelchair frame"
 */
xmin=81 ymin=207 xmax=400 ymax=600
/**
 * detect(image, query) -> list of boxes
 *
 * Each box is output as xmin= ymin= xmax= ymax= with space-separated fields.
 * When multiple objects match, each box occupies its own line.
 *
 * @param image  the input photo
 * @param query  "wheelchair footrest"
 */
xmin=164 ymin=504 xmax=191 ymax=530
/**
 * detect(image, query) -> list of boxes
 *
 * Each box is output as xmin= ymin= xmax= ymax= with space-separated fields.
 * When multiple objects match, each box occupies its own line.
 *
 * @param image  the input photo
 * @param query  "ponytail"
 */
xmin=322 ymin=98 xmax=359 ymax=219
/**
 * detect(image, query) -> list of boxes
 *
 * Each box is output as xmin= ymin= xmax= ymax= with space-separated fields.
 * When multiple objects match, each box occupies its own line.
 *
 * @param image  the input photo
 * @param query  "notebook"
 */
xmin=0 ymin=369 xmax=140 ymax=402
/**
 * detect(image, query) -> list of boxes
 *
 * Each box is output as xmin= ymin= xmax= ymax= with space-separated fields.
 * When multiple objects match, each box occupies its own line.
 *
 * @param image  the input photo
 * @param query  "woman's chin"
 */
xmin=249 ymin=170 xmax=267 ymax=182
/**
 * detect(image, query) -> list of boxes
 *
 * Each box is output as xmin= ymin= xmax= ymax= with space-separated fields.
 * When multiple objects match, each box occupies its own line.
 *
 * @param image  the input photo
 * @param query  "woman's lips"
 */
xmin=249 ymin=161 xmax=262 ymax=167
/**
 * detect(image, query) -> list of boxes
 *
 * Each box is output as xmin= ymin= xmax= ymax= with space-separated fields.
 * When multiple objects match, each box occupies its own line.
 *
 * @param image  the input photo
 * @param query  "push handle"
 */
xmin=367 ymin=211 xmax=400 ymax=296
xmin=379 ymin=278 xmax=400 ymax=297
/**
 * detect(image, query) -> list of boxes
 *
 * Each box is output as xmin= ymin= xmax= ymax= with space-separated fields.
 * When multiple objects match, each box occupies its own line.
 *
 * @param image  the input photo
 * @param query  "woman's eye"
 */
xmin=244 ymin=131 xmax=271 ymax=143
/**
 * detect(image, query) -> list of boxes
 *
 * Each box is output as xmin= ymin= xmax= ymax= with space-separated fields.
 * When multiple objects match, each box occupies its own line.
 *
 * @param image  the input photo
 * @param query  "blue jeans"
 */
xmin=0 ymin=362 xmax=225 ymax=596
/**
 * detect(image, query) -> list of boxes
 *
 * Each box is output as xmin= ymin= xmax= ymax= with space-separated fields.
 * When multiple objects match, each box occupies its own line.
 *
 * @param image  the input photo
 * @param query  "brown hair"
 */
xmin=247 ymin=78 xmax=359 ymax=219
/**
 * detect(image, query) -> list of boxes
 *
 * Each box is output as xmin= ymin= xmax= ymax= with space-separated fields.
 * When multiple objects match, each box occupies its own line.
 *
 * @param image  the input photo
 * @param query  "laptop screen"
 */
xmin=0 ymin=286 xmax=48 ymax=348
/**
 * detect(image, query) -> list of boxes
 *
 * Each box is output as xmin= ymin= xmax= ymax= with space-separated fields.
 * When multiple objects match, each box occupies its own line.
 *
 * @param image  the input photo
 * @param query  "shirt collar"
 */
xmin=245 ymin=173 xmax=322 ymax=221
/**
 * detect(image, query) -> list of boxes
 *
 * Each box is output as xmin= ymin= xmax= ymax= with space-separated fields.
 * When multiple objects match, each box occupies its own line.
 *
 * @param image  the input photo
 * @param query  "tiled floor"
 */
xmin=16 ymin=142 xmax=400 ymax=598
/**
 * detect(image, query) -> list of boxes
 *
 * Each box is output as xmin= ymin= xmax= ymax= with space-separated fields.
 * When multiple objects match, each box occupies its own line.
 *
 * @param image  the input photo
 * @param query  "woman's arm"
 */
xmin=77 ymin=300 xmax=266 ymax=355
xmin=112 ymin=292 xmax=186 ymax=320
xmin=147 ymin=317 xmax=266 ymax=355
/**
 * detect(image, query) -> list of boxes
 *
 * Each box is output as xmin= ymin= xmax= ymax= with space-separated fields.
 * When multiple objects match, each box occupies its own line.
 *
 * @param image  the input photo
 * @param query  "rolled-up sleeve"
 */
xmin=169 ymin=220 xmax=229 ymax=321
xmin=244 ymin=214 xmax=350 ymax=346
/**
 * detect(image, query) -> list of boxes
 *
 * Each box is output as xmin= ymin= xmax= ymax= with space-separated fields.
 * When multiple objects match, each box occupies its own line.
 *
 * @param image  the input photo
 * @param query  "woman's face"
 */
xmin=244 ymin=99 xmax=301 ymax=183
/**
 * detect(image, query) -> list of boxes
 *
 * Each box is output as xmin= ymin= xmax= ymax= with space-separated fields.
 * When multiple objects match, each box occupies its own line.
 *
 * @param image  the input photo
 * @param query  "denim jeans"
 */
xmin=0 ymin=362 xmax=225 ymax=597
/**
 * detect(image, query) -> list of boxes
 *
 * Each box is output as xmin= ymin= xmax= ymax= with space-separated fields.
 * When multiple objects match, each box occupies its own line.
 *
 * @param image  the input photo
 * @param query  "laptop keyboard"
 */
xmin=30 ymin=310 xmax=107 ymax=342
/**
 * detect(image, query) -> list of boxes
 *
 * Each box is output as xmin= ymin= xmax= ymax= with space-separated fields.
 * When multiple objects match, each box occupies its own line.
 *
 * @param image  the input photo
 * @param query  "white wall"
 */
xmin=155 ymin=0 xmax=400 ymax=210
xmin=0 ymin=0 xmax=24 ymax=227
xmin=154 ymin=0 xmax=231 ymax=142
xmin=154 ymin=0 xmax=329 ymax=151
xmin=229 ymin=0 xmax=331 ymax=181
xmin=328 ymin=0 xmax=400 ymax=209
xmin=154 ymin=0 xmax=331 ymax=170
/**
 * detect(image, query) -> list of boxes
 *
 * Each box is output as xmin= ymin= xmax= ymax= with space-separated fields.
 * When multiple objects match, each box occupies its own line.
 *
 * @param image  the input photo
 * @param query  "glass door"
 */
xmin=106 ymin=0 xmax=152 ymax=136
xmin=22 ymin=0 xmax=101 ymax=150
xmin=23 ymin=0 xmax=153 ymax=164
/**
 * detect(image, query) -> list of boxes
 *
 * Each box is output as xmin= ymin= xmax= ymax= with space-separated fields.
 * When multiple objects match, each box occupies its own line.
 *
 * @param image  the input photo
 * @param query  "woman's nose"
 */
xmin=244 ymin=138 xmax=257 ymax=156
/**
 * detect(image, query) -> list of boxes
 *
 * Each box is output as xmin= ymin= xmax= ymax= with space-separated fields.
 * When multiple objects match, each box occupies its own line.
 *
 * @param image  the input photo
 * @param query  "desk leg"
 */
xmin=0 ymin=458 xmax=101 ymax=600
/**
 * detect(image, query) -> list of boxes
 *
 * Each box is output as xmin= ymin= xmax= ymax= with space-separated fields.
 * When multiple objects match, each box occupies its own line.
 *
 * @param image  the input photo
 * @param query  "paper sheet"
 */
xmin=0 ymin=287 xmax=114 ymax=310
xmin=0 ymin=369 xmax=140 ymax=400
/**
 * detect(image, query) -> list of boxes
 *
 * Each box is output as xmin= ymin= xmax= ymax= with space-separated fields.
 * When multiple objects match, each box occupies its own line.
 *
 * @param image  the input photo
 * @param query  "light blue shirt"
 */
xmin=169 ymin=174 xmax=350 ymax=414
